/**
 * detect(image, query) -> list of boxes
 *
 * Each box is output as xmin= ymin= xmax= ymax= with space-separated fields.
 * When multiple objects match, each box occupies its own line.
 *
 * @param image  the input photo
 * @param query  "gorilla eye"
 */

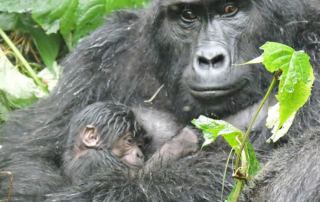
xmin=181 ymin=9 xmax=198 ymax=23
xmin=126 ymin=137 xmax=134 ymax=145
xmin=223 ymin=4 xmax=239 ymax=16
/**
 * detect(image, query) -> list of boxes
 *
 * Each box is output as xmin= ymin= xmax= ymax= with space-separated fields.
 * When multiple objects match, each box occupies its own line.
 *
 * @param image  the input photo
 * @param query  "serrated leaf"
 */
xmin=260 ymin=42 xmax=314 ymax=132
xmin=192 ymin=115 xmax=243 ymax=153
xmin=261 ymin=42 xmax=294 ymax=72
xmin=277 ymin=51 xmax=314 ymax=127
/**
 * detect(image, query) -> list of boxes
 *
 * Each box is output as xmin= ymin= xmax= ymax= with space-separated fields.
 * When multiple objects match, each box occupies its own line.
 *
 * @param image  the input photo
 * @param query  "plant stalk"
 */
xmin=234 ymin=77 xmax=277 ymax=172
xmin=228 ymin=179 xmax=244 ymax=202
xmin=0 ymin=28 xmax=48 ymax=93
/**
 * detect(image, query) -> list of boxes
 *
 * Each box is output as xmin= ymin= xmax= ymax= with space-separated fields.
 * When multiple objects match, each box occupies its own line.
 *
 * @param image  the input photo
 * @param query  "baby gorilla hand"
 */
xmin=143 ymin=126 xmax=203 ymax=173
xmin=170 ymin=126 xmax=204 ymax=157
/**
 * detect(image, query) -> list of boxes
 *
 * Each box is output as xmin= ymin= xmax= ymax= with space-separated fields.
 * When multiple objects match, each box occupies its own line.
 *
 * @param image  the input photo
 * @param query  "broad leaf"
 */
xmin=277 ymin=51 xmax=314 ymax=127
xmin=261 ymin=42 xmax=294 ymax=72
xmin=59 ymin=0 xmax=78 ymax=49
xmin=261 ymin=42 xmax=314 ymax=132
xmin=73 ymin=0 xmax=106 ymax=45
xmin=32 ymin=0 xmax=70 ymax=34
xmin=192 ymin=116 xmax=260 ymax=177
xmin=29 ymin=28 xmax=61 ymax=72
xmin=0 ymin=49 xmax=39 ymax=108
xmin=192 ymin=115 xmax=243 ymax=153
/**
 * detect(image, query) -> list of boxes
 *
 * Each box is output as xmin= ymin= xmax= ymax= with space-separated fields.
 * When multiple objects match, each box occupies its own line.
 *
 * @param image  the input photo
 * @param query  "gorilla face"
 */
xmin=150 ymin=0 xmax=280 ymax=120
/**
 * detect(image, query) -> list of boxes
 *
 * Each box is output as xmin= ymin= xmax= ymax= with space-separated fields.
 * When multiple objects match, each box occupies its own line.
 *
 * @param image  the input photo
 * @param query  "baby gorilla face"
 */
xmin=77 ymin=125 xmax=145 ymax=168
xmin=111 ymin=133 xmax=145 ymax=168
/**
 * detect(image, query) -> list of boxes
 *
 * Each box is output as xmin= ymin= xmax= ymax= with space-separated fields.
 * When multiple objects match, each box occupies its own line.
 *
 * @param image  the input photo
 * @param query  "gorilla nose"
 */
xmin=136 ymin=150 xmax=144 ymax=159
xmin=194 ymin=47 xmax=229 ymax=71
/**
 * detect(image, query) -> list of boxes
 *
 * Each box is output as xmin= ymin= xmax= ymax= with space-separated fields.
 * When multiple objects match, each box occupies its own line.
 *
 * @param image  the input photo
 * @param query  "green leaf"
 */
xmin=0 ymin=12 xmax=19 ymax=31
xmin=0 ymin=49 xmax=39 ymax=108
xmin=12 ymin=16 xmax=61 ymax=74
xmin=192 ymin=115 xmax=243 ymax=153
xmin=59 ymin=0 xmax=78 ymax=49
xmin=29 ymin=28 xmax=61 ymax=71
xmin=192 ymin=115 xmax=260 ymax=177
xmin=32 ymin=0 xmax=70 ymax=34
xmin=227 ymin=180 xmax=243 ymax=202
xmin=73 ymin=0 xmax=106 ymax=45
xmin=0 ymin=0 xmax=43 ymax=13
xmin=260 ymin=42 xmax=314 ymax=133
xmin=261 ymin=42 xmax=294 ymax=72
xmin=244 ymin=143 xmax=260 ymax=176
xmin=277 ymin=51 xmax=314 ymax=127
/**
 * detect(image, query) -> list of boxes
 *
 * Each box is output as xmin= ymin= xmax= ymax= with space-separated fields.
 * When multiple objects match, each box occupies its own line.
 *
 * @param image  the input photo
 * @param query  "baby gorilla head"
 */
xmin=111 ymin=131 xmax=145 ymax=168
xmin=63 ymin=102 xmax=146 ymax=185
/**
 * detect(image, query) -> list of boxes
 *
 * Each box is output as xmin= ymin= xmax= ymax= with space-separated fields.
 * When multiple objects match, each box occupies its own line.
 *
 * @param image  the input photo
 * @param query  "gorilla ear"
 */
xmin=81 ymin=125 xmax=100 ymax=148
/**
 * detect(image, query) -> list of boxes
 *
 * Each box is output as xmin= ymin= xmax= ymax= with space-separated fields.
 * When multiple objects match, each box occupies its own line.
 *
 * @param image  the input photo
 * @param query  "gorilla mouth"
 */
xmin=188 ymin=80 xmax=247 ymax=100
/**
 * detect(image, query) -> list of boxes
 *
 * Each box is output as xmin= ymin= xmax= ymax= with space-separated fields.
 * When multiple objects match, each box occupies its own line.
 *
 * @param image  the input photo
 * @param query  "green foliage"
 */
xmin=192 ymin=116 xmax=260 ymax=178
xmin=192 ymin=116 xmax=244 ymax=153
xmin=0 ymin=0 xmax=148 ymax=120
xmin=261 ymin=42 xmax=314 ymax=129
xmin=0 ymin=0 xmax=148 ymax=49
xmin=260 ymin=42 xmax=294 ymax=72
xmin=0 ymin=49 xmax=39 ymax=109
xmin=0 ymin=0 xmax=148 ymax=81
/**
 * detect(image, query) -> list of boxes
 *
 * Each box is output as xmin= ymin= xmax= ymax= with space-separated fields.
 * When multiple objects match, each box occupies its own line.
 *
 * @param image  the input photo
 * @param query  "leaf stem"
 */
xmin=234 ymin=77 xmax=277 ymax=172
xmin=0 ymin=28 xmax=48 ymax=94
xmin=228 ymin=180 xmax=244 ymax=202
xmin=221 ymin=149 xmax=234 ymax=202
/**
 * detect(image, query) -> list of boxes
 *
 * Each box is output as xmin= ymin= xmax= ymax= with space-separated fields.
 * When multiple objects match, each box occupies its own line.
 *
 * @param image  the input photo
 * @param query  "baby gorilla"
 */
xmin=63 ymin=102 xmax=147 ymax=185
xmin=46 ymin=103 xmax=203 ymax=201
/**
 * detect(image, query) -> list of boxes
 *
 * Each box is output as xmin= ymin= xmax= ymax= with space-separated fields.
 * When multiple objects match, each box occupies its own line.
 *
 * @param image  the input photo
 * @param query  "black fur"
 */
xmin=1 ymin=0 xmax=320 ymax=201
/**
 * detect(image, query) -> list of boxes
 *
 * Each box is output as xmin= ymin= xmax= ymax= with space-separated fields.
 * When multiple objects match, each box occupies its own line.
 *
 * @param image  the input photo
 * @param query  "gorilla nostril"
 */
xmin=211 ymin=54 xmax=225 ymax=66
xmin=198 ymin=56 xmax=210 ymax=67
xmin=196 ymin=54 xmax=226 ymax=70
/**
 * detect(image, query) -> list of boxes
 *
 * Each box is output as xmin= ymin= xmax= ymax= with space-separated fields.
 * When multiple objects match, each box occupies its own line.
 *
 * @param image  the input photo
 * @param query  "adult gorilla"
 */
xmin=1 ymin=0 xmax=320 ymax=201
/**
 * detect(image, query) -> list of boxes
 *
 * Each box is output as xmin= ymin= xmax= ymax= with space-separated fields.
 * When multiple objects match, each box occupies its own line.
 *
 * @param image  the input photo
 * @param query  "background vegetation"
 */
xmin=0 ymin=0 xmax=148 ymax=123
